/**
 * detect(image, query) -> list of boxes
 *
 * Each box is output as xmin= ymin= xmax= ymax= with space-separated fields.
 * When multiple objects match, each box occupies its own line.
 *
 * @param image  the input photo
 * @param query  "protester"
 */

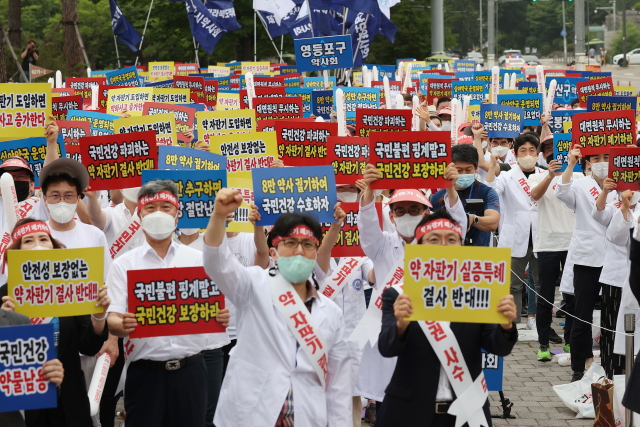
xmin=436 ymin=96 xmax=451 ymax=112
xmin=438 ymin=108 xmax=452 ymax=131
xmin=20 ymin=39 xmax=39 ymax=83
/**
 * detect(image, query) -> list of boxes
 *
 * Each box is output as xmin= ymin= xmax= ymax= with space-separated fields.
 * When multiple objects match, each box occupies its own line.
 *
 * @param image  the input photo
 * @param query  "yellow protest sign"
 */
xmin=209 ymin=131 xmax=278 ymax=180
xmin=106 ymin=88 xmax=154 ymax=116
xmin=353 ymin=72 xmax=363 ymax=86
xmin=208 ymin=66 xmax=231 ymax=77
xmin=149 ymin=61 xmax=175 ymax=81
xmin=241 ymin=62 xmax=270 ymax=76
xmin=467 ymin=104 xmax=481 ymax=123
xmin=151 ymin=88 xmax=190 ymax=105
xmin=115 ymin=113 xmax=179 ymax=146
xmin=498 ymin=89 xmax=526 ymax=95
xmin=217 ymin=92 xmax=240 ymax=110
xmin=563 ymin=121 xmax=572 ymax=134
xmin=197 ymin=109 xmax=256 ymax=145
xmin=8 ymin=247 xmax=105 ymax=318
xmin=404 ymin=245 xmax=510 ymax=324
xmin=227 ymin=177 xmax=254 ymax=233
xmin=0 ymin=83 xmax=52 ymax=138
xmin=614 ymin=86 xmax=636 ymax=97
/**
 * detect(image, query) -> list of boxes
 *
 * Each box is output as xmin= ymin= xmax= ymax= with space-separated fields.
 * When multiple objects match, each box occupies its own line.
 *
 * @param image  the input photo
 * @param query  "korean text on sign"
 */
xmin=197 ymin=110 xmax=256 ymax=145
xmin=0 ymin=83 xmax=52 ymax=138
xmin=553 ymin=133 xmax=582 ymax=173
xmin=550 ymin=110 xmax=576 ymax=133
xmin=0 ymin=136 xmax=65 ymax=187
xmin=587 ymin=95 xmax=637 ymax=113
xmin=480 ymin=104 xmax=524 ymax=139
xmin=321 ymin=202 xmax=382 ymax=257
xmin=275 ymin=121 xmax=337 ymax=167
xmin=609 ymin=147 xmax=640 ymax=191
xmin=327 ymin=136 xmax=370 ymax=185
xmin=158 ymin=145 xmax=226 ymax=171
xmin=253 ymin=96 xmax=303 ymax=120
xmin=57 ymin=120 xmax=91 ymax=145
xmin=356 ymin=109 xmax=412 ymax=137
xmin=576 ymin=77 xmax=614 ymax=108
xmin=496 ymin=93 xmax=543 ymax=126
xmin=143 ymin=102 xmax=196 ymax=143
xmin=572 ymin=109 xmax=637 ymax=155
xmin=115 ymin=113 xmax=178 ymax=147
xmin=294 ymin=35 xmax=354 ymax=72
xmin=209 ymin=131 xmax=278 ymax=180
xmin=404 ymin=245 xmax=511 ymax=323
xmin=335 ymin=88 xmax=380 ymax=118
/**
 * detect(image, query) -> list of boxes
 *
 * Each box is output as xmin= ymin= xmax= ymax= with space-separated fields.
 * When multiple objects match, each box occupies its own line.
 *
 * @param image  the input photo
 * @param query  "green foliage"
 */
xmin=609 ymin=24 xmax=640 ymax=56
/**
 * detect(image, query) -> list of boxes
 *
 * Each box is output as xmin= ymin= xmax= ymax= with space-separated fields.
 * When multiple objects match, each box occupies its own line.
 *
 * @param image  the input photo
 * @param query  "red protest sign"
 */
xmin=142 ymin=102 xmax=196 ymax=143
xmin=175 ymin=63 xmax=198 ymax=76
xmin=572 ymin=110 xmax=637 ymax=155
xmin=609 ymin=147 xmax=640 ymax=191
xmin=127 ymin=266 xmax=226 ymax=339
xmin=98 ymin=85 xmax=120 ymax=113
xmin=254 ymin=75 xmax=286 ymax=88
xmin=52 ymin=95 xmax=83 ymax=121
xmin=356 ymin=109 xmax=412 ymax=137
xmin=204 ymin=80 xmax=218 ymax=107
xmin=326 ymin=136 xmax=369 ymax=185
xmin=368 ymin=131 xmax=452 ymax=189
xmin=270 ymin=63 xmax=287 ymax=73
xmin=66 ymin=77 xmax=106 ymax=101
xmin=576 ymin=77 xmax=614 ymax=107
xmin=321 ymin=202 xmax=383 ymax=257
xmin=257 ymin=118 xmax=315 ymax=132
xmin=274 ymin=121 xmax=337 ymax=167
xmin=240 ymin=87 xmax=286 ymax=110
xmin=136 ymin=65 xmax=147 ymax=73
xmin=80 ymin=130 xmax=157 ymax=190
xmin=52 ymin=88 xmax=74 ymax=97
xmin=426 ymin=79 xmax=456 ymax=105
xmin=174 ymin=76 xmax=206 ymax=104
xmin=65 ymin=144 xmax=81 ymax=163
xmin=57 ymin=120 xmax=91 ymax=145
xmin=253 ymin=96 xmax=303 ymax=120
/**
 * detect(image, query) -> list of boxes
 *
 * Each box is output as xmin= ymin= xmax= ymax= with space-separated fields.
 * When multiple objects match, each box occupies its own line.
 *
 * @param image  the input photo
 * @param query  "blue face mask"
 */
xmin=456 ymin=173 xmax=475 ymax=189
xmin=276 ymin=252 xmax=316 ymax=284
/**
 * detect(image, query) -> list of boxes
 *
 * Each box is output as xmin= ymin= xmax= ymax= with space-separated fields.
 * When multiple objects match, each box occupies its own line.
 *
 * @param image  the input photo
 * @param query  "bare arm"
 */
xmin=596 ymin=178 xmax=617 ymax=212
xmin=469 ymin=210 xmax=500 ymax=232
xmin=21 ymin=47 xmax=29 ymax=59
xmin=32 ymin=51 xmax=39 ymax=61
xmin=43 ymin=116 xmax=60 ymax=167
xmin=444 ymin=163 xmax=459 ymax=206
xmin=75 ymin=198 xmax=92 ymax=225
xmin=472 ymin=124 xmax=490 ymax=172
xmin=316 ymin=203 xmax=346 ymax=274
xmin=531 ymin=160 xmax=561 ymax=201
xmin=562 ymin=144 xmax=581 ymax=185
xmin=83 ymin=187 xmax=108 ymax=230
xmin=539 ymin=113 xmax=551 ymax=141
xmin=204 ymin=188 xmax=243 ymax=248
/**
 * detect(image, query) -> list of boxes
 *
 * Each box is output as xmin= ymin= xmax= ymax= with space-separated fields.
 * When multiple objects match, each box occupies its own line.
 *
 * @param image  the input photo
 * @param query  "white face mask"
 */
xmin=591 ymin=162 xmax=608 ymax=179
xmin=122 ymin=187 xmax=141 ymax=203
xmin=491 ymin=146 xmax=509 ymax=158
xmin=441 ymin=121 xmax=452 ymax=131
xmin=394 ymin=214 xmax=424 ymax=238
xmin=180 ymin=228 xmax=200 ymax=236
xmin=517 ymin=155 xmax=537 ymax=170
xmin=31 ymin=245 xmax=50 ymax=250
xmin=374 ymin=189 xmax=383 ymax=197
xmin=337 ymin=192 xmax=358 ymax=203
xmin=141 ymin=211 xmax=177 ymax=240
xmin=47 ymin=202 xmax=77 ymax=224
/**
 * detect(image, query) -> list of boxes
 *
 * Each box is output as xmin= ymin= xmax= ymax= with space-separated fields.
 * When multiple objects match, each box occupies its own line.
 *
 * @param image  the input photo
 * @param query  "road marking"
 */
xmin=624 ymin=73 xmax=634 ymax=76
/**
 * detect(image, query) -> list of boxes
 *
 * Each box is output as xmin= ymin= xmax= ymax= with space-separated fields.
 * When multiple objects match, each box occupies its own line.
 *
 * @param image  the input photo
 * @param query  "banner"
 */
xmin=217 ymin=91 xmax=240 ymax=110
xmin=481 ymin=350 xmax=504 ymax=392
xmin=609 ymin=147 xmax=640 ymax=191
xmin=275 ymin=121 xmax=337 ymax=167
xmin=174 ymin=76 xmax=206 ymax=104
xmin=104 ymin=66 xmax=140 ymax=87
xmin=285 ymin=88 xmax=312 ymax=117
xmin=208 ymin=66 xmax=231 ymax=77
xmin=453 ymin=60 xmax=476 ymax=72
xmin=115 ymin=113 xmax=178 ymax=146
xmin=57 ymin=120 xmax=91 ymax=145
xmin=158 ymin=145 xmax=226 ymax=171
xmin=293 ymin=35 xmax=354 ymax=72
xmin=67 ymin=110 xmax=117 ymax=136
xmin=143 ymin=102 xmax=196 ymax=143
xmin=149 ymin=62 xmax=174 ymax=82
xmin=480 ymin=104 xmax=524 ymax=139
xmin=29 ymin=64 xmax=54 ymax=82
xmin=174 ymin=63 xmax=199 ymax=76
xmin=106 ymin=88 xmax=153 ymax=116
xmin=587 ymin=95 xmax=637 ymax=113
xmin=51 ymin=89 xmax=74 ymax=97
xmin=253 ymin=96 xmax=303 ymax=120
xmin=151 ymin=88 xmax=190 ymax=105
xmin=127 ymin=266 xmax=225 ymax=339
xmin=573 ymin=110 xmax=637 ymax=155
xmin=335 ymin=87 xmax=380 ymax=118
xmin=209 ymin=131 xmax=278 ymax=180
xmin=576 ymin=77 xmax=614 ymax=108
xmin=311 ymin=90 xmax=333 ymax=120
xmin=368 ymin=131 xmax=451 ymax=189
xmin=0 ymin=136 xmax=65 ymax=187
xmin=0 ymin=324 xmax=57 ymax=412
xmin=0 ymin=83 xmax=52 ymax=138
xmin=550 ymin=109 xmax=576 ymax=133
xmin=280 ymin=65 xmax=297 ymax=75
xmin=321 ymin=202 xmax=382 ymax=257
xmin=241 ymin=62 xmax=270 ymax=75
xmin=425 ymin=79 xmax=454 ymax=105
xmin=356 ymin=109 xmax=412 ymax=137
xmin=80 ymin=130 xmax=157 ymax=190
xmin=196 ymin=109 xmax=256 ymax=145
xmin=327 ymin=136 xmax=369 ymax=185
xmin=186 ymin=0 xmax=227 ymax=54
xmin=66 ymin=77 xmax=106 ymax=101
xmin=553 ymin=133 xmax=582 ymax=172
xmin=404 ymin=245 xmax=510 ymax=323
xmin=51 ymin=96 xmax=82 ymax=121
xmin=283 ymin=74 xmax=301 ymax=88
xmin=252 ymin=165 xmax=338 ymax=225
xmin=451 ymin=81 xmax=486 ymax=102
xmin=141 ymin=169 xmax=226 ymax=228
xmin=253 ymin=76 xmax=286 ymax=88
xmin=8 ymin=247 xmax=105 ymax=317
xmin=614 ymin=86 xmax=636 ymax=97
xmin=546 ymin=77 xmax=587 ymax=106
xmin=496 ymin=93 xmax=543 ymax=126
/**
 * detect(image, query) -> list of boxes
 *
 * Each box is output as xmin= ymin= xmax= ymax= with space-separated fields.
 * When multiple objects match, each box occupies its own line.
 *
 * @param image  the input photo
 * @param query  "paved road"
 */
xmin=540 ymin=57 xmax=640 ymax=93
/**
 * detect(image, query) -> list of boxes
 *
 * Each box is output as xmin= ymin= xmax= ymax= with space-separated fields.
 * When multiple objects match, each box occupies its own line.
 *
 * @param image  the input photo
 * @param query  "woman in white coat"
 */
xmin=203 ymin=188 xmax=352 ymax=427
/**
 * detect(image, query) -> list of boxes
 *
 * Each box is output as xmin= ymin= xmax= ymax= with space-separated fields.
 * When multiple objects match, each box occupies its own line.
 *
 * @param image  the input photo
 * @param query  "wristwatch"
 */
xmin=472 ymin=215 xmax=479 ymax=226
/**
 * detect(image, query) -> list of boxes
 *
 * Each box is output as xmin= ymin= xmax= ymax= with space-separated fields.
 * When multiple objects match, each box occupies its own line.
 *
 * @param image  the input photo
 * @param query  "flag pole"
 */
xmin=135 ymin=0 xmax=155 ymax=66
xmin=345 ymin=14 xmax=369 ymax=84
xmin=306 ymin=0 xmax=315 ymax=37
xmin=192 ymin=37 xmax=200 ymax=69
xmin=256 ymin=12 xmax=283 ymax=63
xmin=281 ymin=35 xmax=284 ymax=62
xmin=113 ymin=35 xmax=121 ymax=69
xmin=254 ymin=10 xmax=257 ymax=61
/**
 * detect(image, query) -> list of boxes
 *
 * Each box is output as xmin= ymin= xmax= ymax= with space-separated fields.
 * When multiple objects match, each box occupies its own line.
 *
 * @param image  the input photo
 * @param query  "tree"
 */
xmin=8 ymin=0 xmax=22 ymax=52
xmin=0 ymin=18 xmax=7 ymax=82
xmin=61 ymin=0 xmax=85 ymax=75
xmin=609 ymin=23 xmax=640 ymax=56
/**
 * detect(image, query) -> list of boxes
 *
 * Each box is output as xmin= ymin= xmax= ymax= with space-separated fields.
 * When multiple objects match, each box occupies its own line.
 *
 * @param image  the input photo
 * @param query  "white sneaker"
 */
xmin=526 ymin=316 xmax=537 ymax=330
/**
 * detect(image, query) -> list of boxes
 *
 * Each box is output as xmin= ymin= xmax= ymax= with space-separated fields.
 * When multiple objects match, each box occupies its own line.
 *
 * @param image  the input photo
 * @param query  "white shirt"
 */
xmin=0 ymin=196 xmax=48 ymax=231
xmin=528 ymin=172 xmax=583 ymax=252
xmin=102 ymin=203 xmax=145 ymax=252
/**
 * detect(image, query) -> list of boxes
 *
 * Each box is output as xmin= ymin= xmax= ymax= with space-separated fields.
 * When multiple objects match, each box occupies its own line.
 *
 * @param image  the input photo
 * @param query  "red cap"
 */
xmin=0 ymin=157 xmax=34 ymax=179
xmin=439 ymin=108 xmax=452 ymax=116
xmin=387 ymin=189 xmax=432 ymax=208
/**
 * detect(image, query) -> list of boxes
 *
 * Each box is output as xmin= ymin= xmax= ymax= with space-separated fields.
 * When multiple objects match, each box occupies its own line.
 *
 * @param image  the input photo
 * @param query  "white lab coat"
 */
xmin=203 ymin=237 xmax=352 ymax=427
xmin=486 ymin=165 xmax=544 ymax=258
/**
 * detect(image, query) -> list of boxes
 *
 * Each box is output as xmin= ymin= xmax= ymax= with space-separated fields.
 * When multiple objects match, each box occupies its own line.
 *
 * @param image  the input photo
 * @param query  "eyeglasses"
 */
xmin=278 ymin=238 xmax=318 ymax=251
xmin=46 ymin=194 xmax=78 ymax=203
xmin=392 ymin=207 xmax=424 ymax=217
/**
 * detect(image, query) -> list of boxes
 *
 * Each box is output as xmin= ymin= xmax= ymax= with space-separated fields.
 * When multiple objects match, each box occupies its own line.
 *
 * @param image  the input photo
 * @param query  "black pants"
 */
xmin=100 ymin=338 xmax=125 ymax=427
xmin=204 ymin=349 xmax=223 ymax=427
xmin=571 ymin=265 xmax=603 ymax=372
xmin=536 ymin=251 xmax=567 ymax=346
xmin=563 ymin=293 xmax=575 ymax=347
xmin=221 ymin=339 xmax=236 ymax=378
xmin=600 ymin=284 xmax=625 ymax=379
xmin=125 ymin=357 xmax=207 ymax=427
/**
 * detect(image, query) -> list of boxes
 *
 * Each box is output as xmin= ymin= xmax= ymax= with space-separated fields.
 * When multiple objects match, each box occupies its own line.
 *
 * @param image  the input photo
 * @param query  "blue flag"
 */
xmin=378 ymin=11 xmax=397 ymax=43
xmin=258 ymin=4 xmax=301 ymax=38
xmin=204 ymin=0 xmax=242 ymax=32
xmin=186 ymin=0 xmax=227 ymax=54
xmin=310 ymin=7 xmax=343 ymax=36
xmin=289 ymin=15 xmax=313 ymax=39
xmin=109 ymin=0 xmax=142 ymax=52
xmin=347 ymin=12 xmax=379 ymax=67
xmin=331 ymin=0 xmax=380 ymax=16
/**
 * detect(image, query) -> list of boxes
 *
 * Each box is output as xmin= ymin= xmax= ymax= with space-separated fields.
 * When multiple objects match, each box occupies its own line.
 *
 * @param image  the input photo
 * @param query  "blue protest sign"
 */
xmin=553 ymin=133 xmax=583 ymax=172
xmin=280 ymin=66 xmax=298 ymax=75
xmin=480 ymin=104 xmax=524 ymax=138
xmin=103 ymin=66 xmax=140 ymax=87
xmin=568 ymin=71 xmax=612 ymax=80
xmin=285 ymin=88 xmax=313 ymax=118
xmin=550 ymin=109 xmax=577 ymax=133
xmin=546 ymin=77 xmax=587 ymax=105
xmin=454 ymin=71 xmax=475 ymax=81
xmin=67 ymin=110 xmax=118 ymax=136
xmin=587 ymin=95 xmax=637 ymax=113
xmin=333 ymin=87 xmax=380 ymax=118
xmin=454 ymin=60 xmax=476 ymax=72
xmin=365 ymin=64 xmax=395 ymax=80
xmin=145 ymin=80 xmax=175 ymax=89
xmin=252 ymin=165 xmax=338 ymax=226
xmin=142 ymin=169 xmax=226 ymax=228
xmin=481 ymin=349 xmax=503 ymax=392
xmin=0 ymin=324 xmax=57 ymax=412
xmin=451 ymin=81 xmax=486 ymax=102
xmin=304 ymin=76 xmax=337 ymax=89
xmin=517 ymin=82 xmax=539 ymax=94
xmin=497 ymin=93 xmax=544 ymax=126
xmin=210 ymin=76 xmax=230 ymax=91
xmin=0 ymin=136 xmax=66 ymax=188
xmin=294 ymin=35 xmax=354 ymax=72
xmin=312 ymin=90 xmax=334 ymax=119
xmin=396 ymin=58 xmax=416 ymax=68
xmin=158 ymin=145 xmax=226 ymax=171
xmin=191 ymin=73 xmax=215 ymax=78
xmin=283 ymin=75 xmax=301 ymax=89
xmin=89 ymin=70 xmax=113 ymax=78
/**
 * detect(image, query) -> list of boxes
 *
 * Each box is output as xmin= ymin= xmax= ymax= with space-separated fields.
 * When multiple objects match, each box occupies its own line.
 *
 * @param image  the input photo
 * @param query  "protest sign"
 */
xmin=256 ymin=117 xmax=315 ymax=133
xmin=280 ymin=65 xmax=298 ymax=75
xmin=609 ymin=147 xmax=640 ymax=191
xmin=368 ymin=131 xmax=451 ymax=189
xmin=90 ymin=70 xmax=111 ymax=78
xmin=0 ymin=136 xmax=65 ymax=187
xmin=404 ymin=245 xmax=511 ymax=323
xmin=65 ymin=143 xmax=81 ymax=163
xmin=274 ymin=121 xmax=337 ymax=167
xmin=145 ymin=80 xmax=175 ymax=89
xmin=203 ymin=80 xmax=218 ymax=107
xmin=104 ymin=66 xmax=140 ymax=87
xmin=304 ymin=77 xmax=336 ymax=88
xmin=553 ymin=133 xmax=583 ymax=172
xmin=239 ymin=87 xmax=286 ymax=110
xmin=480 ymin=104 xmax=524 ymax=138
xmin=321 ymin=202 xmax=383 ymax=258
xmin=587 ymin=95 xmax=637 ymax=113
xmin=576 ymin=77 xmax=614 ymax=108
xmin=563 ymin=121 xmax=572 ymax=134
xmin=353 ymin=72 xmax=363 ymax=86
xmin=0 ymin=324 xmax=57 ymax=412
xmin=253 ymin=76 xmax=286 ymax=88
xmin=517 ymin=82 xmax=539 ymax=94
xmin=573 ymin=110 xmax=637 ymax=155
xmin=65 ymin=77 xmax=106 ymax=101
xmin=0 ymin=83 xmax=51 ymax=138
xmin=149 ymin=62 xmax=174 ymax=81
xmin=335 ymin=87 xmax=380 ymax=118
xmin=67 ymin=110 xmax=117 ymax=136
xmin=355 ymin=109 xmax=412 ymax=137
xmin=96 ymin=85 xmax=119 ymax=112
xmin=481 ymin=350 xmax=504 ymax=392
xmin=467 ymin=104 xmax=481 ymax=123
xmin=546 ymin=77 xmax=587 ymax=105
xmin=453 ymin=60 xmax=476 ymax=72
xmin=229 ymin=74 xmax=246 ymax=90
xmin=8 ymin=247 xmax=104 ymax=317
xmin=209 ymin=131 xmax=278 ymax=180
xmin=566 ymin=71 xmax=612 ymax=80
xmin=127 ymin=266 xmax=226 ymax=339
xmin=174 ymin=76 xmax=206 ymax=104
xmin=253 ymin=96 xmax=303 ymax=120
xmin=294 ymin=35 xmax=354 ymax=72
xmin=106 ymin=88 xmax=153 ymax=116
xmin=57 ymin=120 xmax=91 ymax=145
xmin=51 ymin=95 xmax=82 ymax=121
xmin=151 ymin=88 xmax=190 ymax=105
xmin=143 ymin=102 xmax=196 ymax=143
xmin=252 ymin=165 xmax=338 ymax=226
xmin=51 ymin=89 xmax=74 ymax=97
xmin=196 ymin=110 xmax=256 ymax=145
xmin=285 ymin=88 xmax=312 ymax=117
xmin=158 ymin=145 xmax=226 ymax=171
xmin=142 ymin=169 xmax=226 ymax=229
xmin=614 ymin=86 xmax=636 ymax=97
xmin=451 ymin=81 xmax=486 ymax=102
xmin=226 ymin=176 xmax=255 ymax=233
xmin=80 ymin=130 xmax=157 ymax=190
xmin=312 ymin=90 xmax=334 ymax=120
xmin=115 ymin=113 xmax=178 ymax=146
xmin=497 ymin=93 xmax=543 ymax=126
xmin=327 ymin=137 xmax=369 ymax=185
xmin=241 ymin=62 xmax=270 ymax=75
xmin=210 ymin=76 xmax=230 ymax=92
xmin=208 ymin=66 xmax=231 ymax=77
xmin=550 ymin=109 xmax=576 ymax=133
xmin=217 ymin=91 xmax=240 ymax=110
xmin=175 ymin=63 xmax=198 ymax=76
xmin=283 ymin=74 xmax=301 ymax=88
xmin=454 ymin=71 xmax=475 ymax=81
xmin=425 ymin=79 xmax=455 ymax=105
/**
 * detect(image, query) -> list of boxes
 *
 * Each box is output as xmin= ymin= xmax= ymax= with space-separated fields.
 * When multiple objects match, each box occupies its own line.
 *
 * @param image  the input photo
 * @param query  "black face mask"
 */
xmin=14 ymin=181 xmax=31 ymax=202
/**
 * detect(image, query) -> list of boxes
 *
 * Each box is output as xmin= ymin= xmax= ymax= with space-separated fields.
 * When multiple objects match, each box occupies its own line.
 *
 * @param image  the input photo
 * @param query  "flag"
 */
xmin=288 ymin=15 xmax=313 ymax=39
xmin=204 ymin=0 xmax=242 ymax=32
xmin=257 ymin=3 xmax=301 ymax=38
xmin=29 ymin=64 xmax=53 ymax=81
xmin=378 ymin=10 xmax=397 ymax=43
xmin=348 ymin=12 xmax=379 ymax=67
xmin=109 ymin=0 xmax=142 ymax=52
xmin=186 ymin=0 xmax=227 ymax=54
xmin=253 ymin=0 xmax=296 ymax=25
xmin=378 ymin=0 xmax=401 ymax=18
xmin=310 ymin=8 xmax=342 ymax=36
xmin=330 ymin=0 xmax=380 ymax=16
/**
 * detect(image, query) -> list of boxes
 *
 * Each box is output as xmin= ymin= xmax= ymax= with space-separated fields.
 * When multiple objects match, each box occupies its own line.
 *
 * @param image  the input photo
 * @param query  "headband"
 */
xmin=137 ymin=191 xmax=179 ymax=212
xmin=12 ymin=221 xmax=51 ymax=242
xmin=272 ymin=225 xmax=319 ymax=246
xmin=415 ymin=219 xmax=463 ymax=243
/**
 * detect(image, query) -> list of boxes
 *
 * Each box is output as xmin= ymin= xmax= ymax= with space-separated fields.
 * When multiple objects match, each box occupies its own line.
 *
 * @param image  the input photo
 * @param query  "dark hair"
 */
xmin=267 ymin=213 xmax=323 ymax=249
xmin=514 ymin=133 xmax=540 ymax=154
xmin=3 ymin=218 xmax=66 ymax=267
xmin=139 ymin=180 xmax=179 ymax=200
xmin=570 ymin=98 xmax=580 ymax=108
xmin=27 ymin=39 xmax=36 ymax=47
xmin=451 ymin=144 xmax=478 ymax=168
xmin=437 ymin=97 xmax=451 ymax=107
xmin=42 ymin=173 xmax=82 ymax=196
xmin=414 ymin=209 xmax=462 ymax=244
xmin=402 ymin=93 xmax=412 ymax=102
xmin=490 ymin=137 xmax=514 ymax=144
